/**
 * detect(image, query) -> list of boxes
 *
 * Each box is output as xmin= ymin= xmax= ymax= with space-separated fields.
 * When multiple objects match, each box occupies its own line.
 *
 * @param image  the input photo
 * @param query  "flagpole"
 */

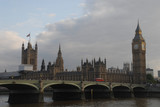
xmin=26 ymin=33 xmax=31 ymax=43
xmin=29 ymin=34 xmax=31 ymax=43
xmin=29 ymin=33 xmax=31 ymax=43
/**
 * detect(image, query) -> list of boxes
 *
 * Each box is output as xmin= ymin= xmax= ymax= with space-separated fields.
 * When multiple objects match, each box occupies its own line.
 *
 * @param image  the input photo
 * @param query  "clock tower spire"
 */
xmin=132 ymin=22 xmax=146 ymax=84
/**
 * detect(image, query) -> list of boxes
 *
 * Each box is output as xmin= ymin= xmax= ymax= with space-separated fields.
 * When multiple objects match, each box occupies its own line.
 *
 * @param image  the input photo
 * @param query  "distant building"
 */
xmin=20 ymin=45 xmax=64 ymax=80
xmin=46 ymin=45 xmax=64 ymax=75
xmin=21 ymin=42 xmax=38 ymax=71
xmin=0 ymin=71 xmax=20 ymax=79
xmin=18 ymin=22 xmax=146 ymax=84
xmin=158 ymin=70 xmax=160 ymax=77
xmin=123 ymin=63 xmax=130 ymax=72
xmin=20 ymin=45 xmax=132 ymax=83
xmin=157 ymin=70 xmax=160 ymax=81
xmin=19 ymin=64 xmax=33 ymax=71
xmin=146 ymin=68 xmax=154 ymax=77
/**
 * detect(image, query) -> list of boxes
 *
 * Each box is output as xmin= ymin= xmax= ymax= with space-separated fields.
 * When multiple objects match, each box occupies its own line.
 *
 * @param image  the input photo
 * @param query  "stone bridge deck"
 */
xmin=0 ymin=80 xmax=145 ymax=91
xmin=0 ymin=80 xmax=146 ymax=104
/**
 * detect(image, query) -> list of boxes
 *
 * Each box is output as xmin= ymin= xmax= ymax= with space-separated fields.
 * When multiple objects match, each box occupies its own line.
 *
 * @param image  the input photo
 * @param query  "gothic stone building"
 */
xmin=20 ymin=23 xmax=146 ymax=84
xmin=20 ymin=45 xmax=64 ymax=80
xmin=21 ymin=42 xmax=38 ymax=70
xmin=132 ymin=22 xmax=146 ymax=84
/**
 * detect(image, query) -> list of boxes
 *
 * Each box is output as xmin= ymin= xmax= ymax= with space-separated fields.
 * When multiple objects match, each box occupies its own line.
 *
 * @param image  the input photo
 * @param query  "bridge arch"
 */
xmin=42 ymin=82 xmax=81 ymax=91
xmin=112 ymin=84 xmax=131 ymax=89
xmin=112 ymin=85 xmax=131 ymax=98
xmin=84 ymin=84 xmax=110 ymax=99
xmin=132 ymin=85 xmax=145 ymax=89
xmin=133 ymin=86 xmax=146 ymax=98
xmin=43 ymin=82 xmax=81 ymax=100
xmin=0 ymin=83 xmax=39 ymax=91
xmin=83 ymin=83 xmax=110 ymax=90
xmin=0 ymin=83 xmax=41 ymax=104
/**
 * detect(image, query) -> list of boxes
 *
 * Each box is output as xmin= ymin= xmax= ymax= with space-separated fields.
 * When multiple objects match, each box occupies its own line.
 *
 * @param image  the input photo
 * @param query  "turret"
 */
xmin=58 ymin=44 xmax=62 ymax=57
xmin=41 ymin=59 xmax=45 ymax=71
xmin=35 ymin=42 xmax=38 ymax=51
xmin=99 ymin=57 xmax=101 ymax=62
xmin=55 ymin=44 xmax=64 ymax=72
xmin=133 ymin=21 xmax=144 ymax=41
xmin=22 ymin=42 xmax=24 ymax=50
xmin=47 ymin=62 xmax=52 ymax=71
xmin=92 ymin=60 xmax=94 ymax=67
xmin=104 ymin=58 xmax=106 ymax=65
xmin=81 ymin=59 xmax=83 ymax=66
xmin=135 ymin=21 xmax=142 ymax=35
xmin=21 ymin=42 xmax=25 ymax=64
xmin=27 ymin=42 xmax=32 ymax=49
xmin=86 ymin=58 xmax=88 ymax=64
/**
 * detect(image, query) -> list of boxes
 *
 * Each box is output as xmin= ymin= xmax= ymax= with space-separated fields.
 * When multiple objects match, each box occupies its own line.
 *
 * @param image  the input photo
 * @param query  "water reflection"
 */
xmin=0 ymin=94 xmax=160 ymax=107
xmin=134 ymin=98 xmax=147 ymax=107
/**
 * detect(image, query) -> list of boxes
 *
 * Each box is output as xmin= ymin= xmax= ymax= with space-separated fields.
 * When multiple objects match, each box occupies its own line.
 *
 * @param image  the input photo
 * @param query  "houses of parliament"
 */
xmin=20 ymin=23 xmax=146 ymax=84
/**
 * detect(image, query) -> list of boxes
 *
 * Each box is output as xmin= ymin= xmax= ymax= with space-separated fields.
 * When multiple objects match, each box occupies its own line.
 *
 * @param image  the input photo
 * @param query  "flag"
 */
xmin=27 ymin=33 xmax=30 ymax=37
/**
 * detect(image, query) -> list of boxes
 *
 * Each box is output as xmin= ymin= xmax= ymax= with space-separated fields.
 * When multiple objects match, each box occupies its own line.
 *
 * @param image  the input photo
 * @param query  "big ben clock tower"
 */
xmin=132 ymin=22 xmax=146 ymax=84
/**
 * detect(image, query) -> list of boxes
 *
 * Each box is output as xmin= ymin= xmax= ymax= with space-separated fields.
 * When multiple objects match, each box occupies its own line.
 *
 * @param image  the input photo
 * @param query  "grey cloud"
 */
xmin=36 ymin=0 xmax=160 ymax=76
xmin=0 ymin=31 xmax=25 ymax=72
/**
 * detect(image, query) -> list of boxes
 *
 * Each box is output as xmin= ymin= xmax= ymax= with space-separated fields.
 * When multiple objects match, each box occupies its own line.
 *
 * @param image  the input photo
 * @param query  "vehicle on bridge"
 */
xmin=95 ymin=78 xmax=104 ymax=82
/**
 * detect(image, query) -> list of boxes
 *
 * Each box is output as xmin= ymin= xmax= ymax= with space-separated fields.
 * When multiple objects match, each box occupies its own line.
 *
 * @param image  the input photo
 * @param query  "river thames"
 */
xmin=0 ymin=94 xmax=160 ymax=107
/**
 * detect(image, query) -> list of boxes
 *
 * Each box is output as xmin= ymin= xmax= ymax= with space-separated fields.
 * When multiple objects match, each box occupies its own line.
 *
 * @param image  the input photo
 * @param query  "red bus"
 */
xmin=95 ymin=78 xmax=104 ymax=82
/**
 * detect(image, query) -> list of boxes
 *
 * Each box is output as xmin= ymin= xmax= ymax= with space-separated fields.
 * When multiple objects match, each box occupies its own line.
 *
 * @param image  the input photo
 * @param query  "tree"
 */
xmin=146 ymin=74 xmax=156 ymax=84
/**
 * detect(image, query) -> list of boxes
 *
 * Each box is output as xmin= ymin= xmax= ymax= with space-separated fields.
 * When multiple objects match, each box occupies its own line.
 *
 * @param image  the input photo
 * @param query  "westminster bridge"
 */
xmin=0 ymin=80 xmax=147 ymax=103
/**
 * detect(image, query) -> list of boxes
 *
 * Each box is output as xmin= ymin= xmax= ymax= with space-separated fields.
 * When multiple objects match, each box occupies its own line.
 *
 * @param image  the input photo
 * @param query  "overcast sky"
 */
xmin=0 ymin=0 xmax=160 ymax=77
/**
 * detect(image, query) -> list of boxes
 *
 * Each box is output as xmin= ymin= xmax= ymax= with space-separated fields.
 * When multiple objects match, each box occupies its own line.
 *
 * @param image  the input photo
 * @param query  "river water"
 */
xmin=0 ymin=94 xmax=160 ymax=107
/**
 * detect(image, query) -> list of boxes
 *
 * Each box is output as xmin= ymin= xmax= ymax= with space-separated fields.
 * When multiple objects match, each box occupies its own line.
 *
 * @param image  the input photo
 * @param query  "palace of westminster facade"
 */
xmin=20 ymin=23 xmax=146 ymax=84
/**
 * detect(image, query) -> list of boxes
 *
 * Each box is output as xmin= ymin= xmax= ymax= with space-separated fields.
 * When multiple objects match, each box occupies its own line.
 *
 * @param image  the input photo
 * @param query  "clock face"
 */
xmin=142 ymin=43 xmax=145 ymax=50
xmin=134 ymin=44 xmax=139 ymax=49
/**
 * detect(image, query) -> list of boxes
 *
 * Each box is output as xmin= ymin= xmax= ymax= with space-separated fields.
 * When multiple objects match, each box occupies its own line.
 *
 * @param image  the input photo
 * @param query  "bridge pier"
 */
xmin=38 ymin=92 xmax=44 ymax=102
xmin=131 ymin=91 xmax=135 ymax=98
xmin=81 ymin=91 xmax=85 ymax=100
xmin=8 ymin=91 xmax=44 ymax=104
xmin=110 ymin=90 xmax=114 ymax=99
xmin=109 ymin=83 xmax=114 ymax=99
xmin=130 ymin=89 xmax=135 ymax=98
xmin=38 ymin=80 xmax=44 ymax=102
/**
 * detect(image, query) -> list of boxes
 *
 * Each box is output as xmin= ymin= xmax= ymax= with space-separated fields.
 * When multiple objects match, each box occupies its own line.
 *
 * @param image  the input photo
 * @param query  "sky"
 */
xmin=0 ymin=0 xmax=160 ymax=77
